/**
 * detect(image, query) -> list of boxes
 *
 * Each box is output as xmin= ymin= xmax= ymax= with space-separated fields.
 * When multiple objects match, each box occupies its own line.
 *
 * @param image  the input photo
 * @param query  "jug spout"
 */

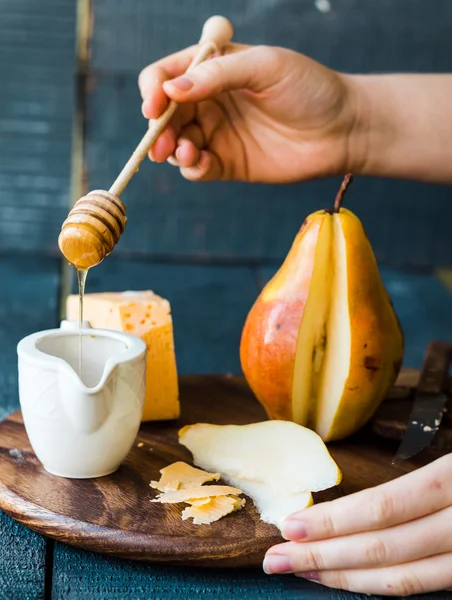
xmin=59 ymin=368 xmax=113 ymax=434
xmin=55 ymin=322 xmax=126 ymax=433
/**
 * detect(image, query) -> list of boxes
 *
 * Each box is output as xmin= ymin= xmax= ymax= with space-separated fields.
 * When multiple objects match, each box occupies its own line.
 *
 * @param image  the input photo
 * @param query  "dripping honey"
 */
xmin=76 ymin=268 xmax=88 ymax=379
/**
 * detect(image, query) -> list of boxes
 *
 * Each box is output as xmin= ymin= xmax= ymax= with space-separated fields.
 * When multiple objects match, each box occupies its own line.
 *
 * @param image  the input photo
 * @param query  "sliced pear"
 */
xmin=291 ymin=216 xmax=333 ymax=424
xmin=178 ymin=421 xmax=342 ymax=495
xmin=241 ymin=176 xmax=404 ymax=442
xmin=314 ymin=214 xmax=351 ymax=439
xmin=292 ymin=212 xmax=351 ymax=439
xmin=291 ymin=205 xmax=404 ymax=441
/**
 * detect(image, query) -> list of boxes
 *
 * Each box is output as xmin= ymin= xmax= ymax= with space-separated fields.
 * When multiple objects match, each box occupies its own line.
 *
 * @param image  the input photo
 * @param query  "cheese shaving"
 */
xmin=186 ymin=497 xmax=212 ymax=507
xmin=149 ymin=461 xmax=245 ymax=526
xmin=181 ymin=495 xmax=245 ymax=525
xmin=152 ymin=485 xmax=242 ymax=504
xmin=150 ymin=461 xmax=220 ymax=492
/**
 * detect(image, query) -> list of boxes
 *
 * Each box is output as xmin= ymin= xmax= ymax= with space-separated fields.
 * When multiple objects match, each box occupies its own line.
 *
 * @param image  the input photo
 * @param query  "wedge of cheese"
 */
xmin=66 ymin=290 xmax=179 ymax=421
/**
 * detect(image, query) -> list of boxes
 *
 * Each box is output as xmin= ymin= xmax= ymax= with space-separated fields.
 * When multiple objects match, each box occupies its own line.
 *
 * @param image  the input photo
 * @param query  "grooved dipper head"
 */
xmin=58 ymin=190 xmax=127 ymax=269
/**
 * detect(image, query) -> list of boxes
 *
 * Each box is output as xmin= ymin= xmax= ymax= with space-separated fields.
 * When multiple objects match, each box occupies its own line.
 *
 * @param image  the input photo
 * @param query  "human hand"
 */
xmin=263 ymin=453 xmax=452 ymax=596
xmin=138 ymin=44 xmax=360 ymax=184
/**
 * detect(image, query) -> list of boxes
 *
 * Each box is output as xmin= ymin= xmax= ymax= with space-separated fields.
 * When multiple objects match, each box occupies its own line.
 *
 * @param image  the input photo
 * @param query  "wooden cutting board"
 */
xmin=0 ymin=373 xmax=445 ymax=568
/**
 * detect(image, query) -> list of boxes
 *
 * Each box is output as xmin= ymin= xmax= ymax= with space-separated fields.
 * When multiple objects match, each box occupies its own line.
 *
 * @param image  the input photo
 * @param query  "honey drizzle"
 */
xmin=76 ymin=268 xmax=88 ymax=379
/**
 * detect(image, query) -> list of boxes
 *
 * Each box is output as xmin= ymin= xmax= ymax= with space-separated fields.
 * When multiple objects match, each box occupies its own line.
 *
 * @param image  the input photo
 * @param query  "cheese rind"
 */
xmin=66 ymin=290 xmax=179 ymax=422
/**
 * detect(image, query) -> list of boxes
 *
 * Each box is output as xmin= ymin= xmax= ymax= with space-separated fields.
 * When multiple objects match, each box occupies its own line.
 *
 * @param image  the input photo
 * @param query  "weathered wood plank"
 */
xmin=0 ymin=254 xmax=61 ymax=600
xmin=0 ymin=513 xmax=47 ymax=600
xmin=84 ymin=0 xmax=452 ymax=266
xmin=52 ymin=545 xmax=349 ymax=600
xmin=90 ymin=0 xmax=452 ymax=74
xmin=68 ymin=259 xmax=258 ymax=374
xmin=0 ymin=255 xmax=60 ymax=420
xmin=0 ymin=0 xmax=76 ymax=254
xmin=0 ymin=517 xmax=47 ymax=600
xmin=257 ymin=265 xmax=452 ymax=369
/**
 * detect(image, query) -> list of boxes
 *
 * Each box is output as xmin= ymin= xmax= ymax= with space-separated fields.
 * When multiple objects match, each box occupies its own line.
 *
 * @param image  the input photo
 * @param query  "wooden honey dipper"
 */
xmin=58 ymin=16 xmax=234 ymax=270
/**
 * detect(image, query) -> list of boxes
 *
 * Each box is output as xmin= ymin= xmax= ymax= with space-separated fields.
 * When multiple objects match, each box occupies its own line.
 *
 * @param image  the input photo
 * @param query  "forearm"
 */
xmin=347 ymin=74 xmax=452 ymax=184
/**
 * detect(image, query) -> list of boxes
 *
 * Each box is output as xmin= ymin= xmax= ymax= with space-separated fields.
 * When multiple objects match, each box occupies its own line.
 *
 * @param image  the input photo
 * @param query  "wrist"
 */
xmin=341 ymin=73 xmax=452 ymax=184
xmin=340 ymin=74 xmax=377 ymax=177
xmin=345 ymin=74 xmax=405 ymax=178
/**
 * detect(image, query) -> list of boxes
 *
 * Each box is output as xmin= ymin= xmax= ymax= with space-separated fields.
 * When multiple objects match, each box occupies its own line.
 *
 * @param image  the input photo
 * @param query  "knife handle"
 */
xmin=417 ymin=341 xmax=452 ymax=395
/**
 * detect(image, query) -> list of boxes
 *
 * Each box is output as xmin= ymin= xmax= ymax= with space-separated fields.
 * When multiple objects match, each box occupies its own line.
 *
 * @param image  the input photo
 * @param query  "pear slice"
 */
xmin=178 ymin=421 xmax=341 ymax=495
xmin=291 ymin=205 xmax=404 ymax=441
xmin=218 ymin=477 xmax=313 ymax=530
xmin=314 ymin=214 xmax=351 ymax=440
xmin=291 ymin=212 xmax=350 ymax=439
xmin=291 ymin=216 xmax=333 ymax=424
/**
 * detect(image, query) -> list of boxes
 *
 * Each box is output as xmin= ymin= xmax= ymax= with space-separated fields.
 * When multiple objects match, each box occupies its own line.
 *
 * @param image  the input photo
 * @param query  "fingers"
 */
xmin=165 ymin=123 xmax=225 ymax=180
xmin=264 ymin=504 xmax=452 ymax=573
xmin=179 ymin=150 xmax=224 ymax=182
xmin=282 ymin=454 xmax=452 ymax=542
xmin=138 ymin=45 xmax=199 ymax=119
xmin=294 ymin=552 xmax=452 ymax=596
xmin=138 ymin=43 xmax=250 ymax=119
xmin=168 ymin=123 xmax=204 ymax=168
xmin=162 ymin=46 xmax=281 ymax=103
xmin=148 ymin=104 xmax=196 ymax=163
xmin=138 ymin=43 xmax=256 ymax=176
xmin=149 ymin=124 xmax=176 ymax=163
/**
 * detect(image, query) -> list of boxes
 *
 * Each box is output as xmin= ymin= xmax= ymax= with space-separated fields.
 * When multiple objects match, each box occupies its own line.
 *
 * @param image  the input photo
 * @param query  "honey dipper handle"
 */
xmin=109 ymin=16 xmax=234 ymax=198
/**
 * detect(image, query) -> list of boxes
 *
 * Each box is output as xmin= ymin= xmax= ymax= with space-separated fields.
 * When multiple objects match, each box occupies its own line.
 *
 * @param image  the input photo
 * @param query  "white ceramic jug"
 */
xmin=17 ymin=320 xmax=146 ymax=478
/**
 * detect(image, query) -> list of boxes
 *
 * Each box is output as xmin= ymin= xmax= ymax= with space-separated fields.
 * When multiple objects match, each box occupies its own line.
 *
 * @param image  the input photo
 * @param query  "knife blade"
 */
xmin=392 ymin=341 xmax=452 ymax=464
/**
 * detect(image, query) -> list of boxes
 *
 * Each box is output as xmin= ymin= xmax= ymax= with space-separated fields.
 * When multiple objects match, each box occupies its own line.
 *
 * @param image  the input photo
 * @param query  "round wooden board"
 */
xmin=0 ymin=374 xmax=439 ymax=568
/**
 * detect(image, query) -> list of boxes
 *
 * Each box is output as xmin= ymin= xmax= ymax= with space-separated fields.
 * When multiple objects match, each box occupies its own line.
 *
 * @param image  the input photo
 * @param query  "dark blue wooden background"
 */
xmin=1 ymin=0 xmax=452 ymax=597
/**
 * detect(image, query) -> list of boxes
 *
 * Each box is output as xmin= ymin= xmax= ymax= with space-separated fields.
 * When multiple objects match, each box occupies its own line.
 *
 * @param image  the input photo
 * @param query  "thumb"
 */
xmin=162 ymin=46 xmax=278 ymax=102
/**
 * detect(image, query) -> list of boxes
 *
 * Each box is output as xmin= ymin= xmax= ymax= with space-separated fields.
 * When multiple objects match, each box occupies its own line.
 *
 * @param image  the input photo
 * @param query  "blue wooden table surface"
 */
xmin=2 ymin=254 xmax=452 ymax=599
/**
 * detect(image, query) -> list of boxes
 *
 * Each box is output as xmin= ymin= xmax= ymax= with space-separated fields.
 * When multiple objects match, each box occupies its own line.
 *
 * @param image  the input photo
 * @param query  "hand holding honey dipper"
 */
xmin=58 ymin=15 xmax=234 ymax=271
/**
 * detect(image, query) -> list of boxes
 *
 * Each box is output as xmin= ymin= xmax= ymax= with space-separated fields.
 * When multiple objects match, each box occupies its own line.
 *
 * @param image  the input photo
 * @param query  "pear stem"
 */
xmin=333 ymin=174 xmax=353 ymax=213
